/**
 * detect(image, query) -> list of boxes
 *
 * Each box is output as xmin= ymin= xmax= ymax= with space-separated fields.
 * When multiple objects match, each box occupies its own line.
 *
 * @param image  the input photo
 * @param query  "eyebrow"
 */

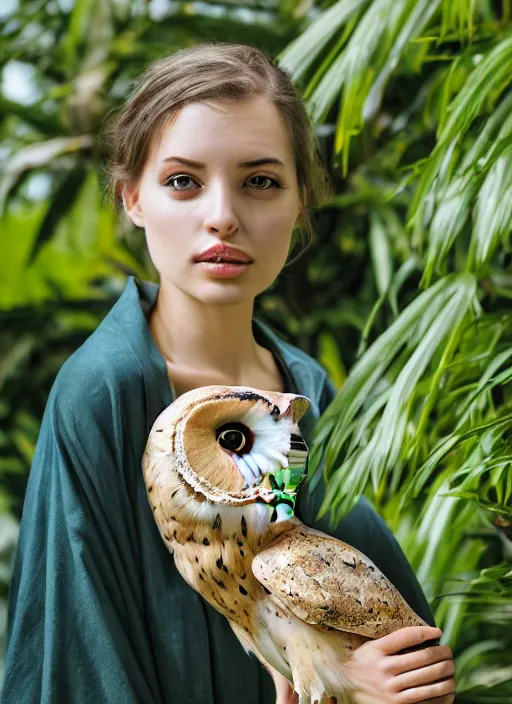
xmin=161 ymin=156 xmax=285 ymax=169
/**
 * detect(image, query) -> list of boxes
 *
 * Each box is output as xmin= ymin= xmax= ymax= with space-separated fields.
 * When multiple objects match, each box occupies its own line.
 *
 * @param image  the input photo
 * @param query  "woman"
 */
xmin=4 ymin=43 xmax=455 ymax=704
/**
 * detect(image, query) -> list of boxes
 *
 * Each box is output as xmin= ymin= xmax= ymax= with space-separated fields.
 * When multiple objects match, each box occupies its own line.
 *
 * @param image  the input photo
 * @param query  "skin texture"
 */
xmin=122 ymin=95 xmax=455 ymax=703
xmin=345 ymin=627 xmax=455 ymax=704
xmin=123 ymin=95 xmax=302 ymax=396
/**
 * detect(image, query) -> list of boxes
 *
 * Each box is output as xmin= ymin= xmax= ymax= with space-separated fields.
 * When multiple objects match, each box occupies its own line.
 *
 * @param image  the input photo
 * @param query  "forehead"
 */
xmin=151 ymin=96 xmax=294 ymax=166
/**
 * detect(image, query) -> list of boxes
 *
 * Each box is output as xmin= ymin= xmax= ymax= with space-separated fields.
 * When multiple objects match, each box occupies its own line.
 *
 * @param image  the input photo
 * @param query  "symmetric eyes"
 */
xmin=164 ymin=174 xmax=282 ymax=192
xmin=216 ymin=422 xmax=254 ymax=454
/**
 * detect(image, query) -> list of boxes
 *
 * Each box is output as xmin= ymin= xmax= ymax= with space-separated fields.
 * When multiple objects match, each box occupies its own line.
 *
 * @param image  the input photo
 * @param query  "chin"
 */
xmin=181 ymin=281 xmax=254 ymax=306
xmin=192 ymin=270 xmax=277 ymax=300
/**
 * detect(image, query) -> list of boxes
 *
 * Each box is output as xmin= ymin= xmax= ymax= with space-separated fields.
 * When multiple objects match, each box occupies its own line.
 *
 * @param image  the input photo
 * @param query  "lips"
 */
xmin=194 ymin=244 xmax=253 ymax=264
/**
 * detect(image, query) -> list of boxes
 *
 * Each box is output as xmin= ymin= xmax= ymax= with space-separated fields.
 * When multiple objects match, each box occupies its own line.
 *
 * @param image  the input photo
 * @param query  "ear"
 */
xmin=121 ymin=182 xmax=145 ymax=228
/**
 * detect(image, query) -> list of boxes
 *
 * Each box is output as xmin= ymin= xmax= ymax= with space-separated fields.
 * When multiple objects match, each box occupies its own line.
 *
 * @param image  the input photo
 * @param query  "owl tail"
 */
xmin=285 ymin=629 xmax=360 ymax=704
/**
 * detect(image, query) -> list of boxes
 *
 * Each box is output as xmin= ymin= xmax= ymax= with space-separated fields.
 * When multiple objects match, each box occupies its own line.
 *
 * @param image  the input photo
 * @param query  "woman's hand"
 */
xmin=344 ymin=626 xmax=456 ymax=704
xmin=268 ymin=626 xmax=455 ymax=704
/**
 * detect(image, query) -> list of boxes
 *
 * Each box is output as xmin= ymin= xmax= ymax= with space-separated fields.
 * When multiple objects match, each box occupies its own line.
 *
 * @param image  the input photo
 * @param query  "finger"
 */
xmin=345 ymin=667 xmax=391 ymax=702
xmin=374 ymin=627 xmax=443 ymax=656
xmin=392 ymin=659 xmax=455 ymax=692
xmin=395 ymin=677 xmax=456 ymax=704
xmin=387 ymin=645 xmax=453 ymax=676
xmin=353 ymin=693 xmax=393 ymax=704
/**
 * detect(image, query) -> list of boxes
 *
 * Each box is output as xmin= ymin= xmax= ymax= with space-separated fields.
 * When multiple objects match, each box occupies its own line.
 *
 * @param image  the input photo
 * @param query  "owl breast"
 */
xmin=159 ymin=476 xmax=276 ymax=636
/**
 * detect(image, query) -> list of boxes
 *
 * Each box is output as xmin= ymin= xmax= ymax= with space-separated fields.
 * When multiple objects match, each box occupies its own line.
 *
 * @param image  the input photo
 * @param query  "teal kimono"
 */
xmin=3 ymin=277 xmax=433 ymax=704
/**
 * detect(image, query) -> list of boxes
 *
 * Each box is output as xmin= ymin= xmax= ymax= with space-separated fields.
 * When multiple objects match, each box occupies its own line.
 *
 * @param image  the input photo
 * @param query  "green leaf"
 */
xmin=313 ymin=274 xmax=478 ymax=519
xmin=317 ymin=332 xmax=347 ymax=390
xmin=0 ymin=135 xmax=93 ymax=216
xmin=369 ymin=210 xmax=393 ymax=297
xmin=28 ymin=164 xmax=88 ymax=263
xmin=470 ymin=143 xmax=512 ymax=269
xmin=277 ymin=0 xmax=370 ymax=83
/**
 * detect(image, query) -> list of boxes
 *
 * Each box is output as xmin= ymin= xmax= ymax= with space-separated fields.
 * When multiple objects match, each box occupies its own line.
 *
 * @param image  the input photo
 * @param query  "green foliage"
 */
xmin=0 ymin=515 xmax=18 ymax=685
xmin=279 ymin=2 xmax=512 ymax=699
xmin=1 ymin=0 xmax=512 ymax=700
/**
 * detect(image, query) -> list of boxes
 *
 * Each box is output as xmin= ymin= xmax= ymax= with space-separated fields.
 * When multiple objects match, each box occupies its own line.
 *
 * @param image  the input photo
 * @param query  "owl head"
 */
xmin=144 ymin=385 xmax=311 ymax=511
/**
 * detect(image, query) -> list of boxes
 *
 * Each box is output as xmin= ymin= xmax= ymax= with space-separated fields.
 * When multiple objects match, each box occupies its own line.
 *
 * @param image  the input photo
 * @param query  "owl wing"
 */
xmin=251 ymin=523 xmax=427 ymax=639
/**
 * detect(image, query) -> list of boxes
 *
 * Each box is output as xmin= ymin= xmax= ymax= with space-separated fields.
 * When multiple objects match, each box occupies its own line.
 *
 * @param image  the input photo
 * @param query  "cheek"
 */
xmin=138 ymin=185 xmax=191 ymax=269
xmin=140 ymin=183 xmax=178 ymax=232
xmin=248 ymin=223 xmax=294 ymax=294
xmin=256 ymin=209 xmax=296 ymax=259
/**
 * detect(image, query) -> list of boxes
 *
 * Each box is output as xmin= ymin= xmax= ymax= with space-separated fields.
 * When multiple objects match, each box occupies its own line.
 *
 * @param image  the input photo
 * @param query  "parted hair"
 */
xmin=101 ymin=42 xmax=333 ymax=263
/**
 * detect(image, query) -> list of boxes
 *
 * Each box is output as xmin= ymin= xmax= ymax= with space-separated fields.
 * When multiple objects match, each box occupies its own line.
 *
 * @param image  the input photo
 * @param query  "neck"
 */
xmin=149 ymin=278 xmax=263 ymax=384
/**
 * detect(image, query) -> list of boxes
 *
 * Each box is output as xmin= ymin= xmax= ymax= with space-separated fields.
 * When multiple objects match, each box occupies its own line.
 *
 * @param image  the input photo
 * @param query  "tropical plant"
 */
xmin=277 ymin=1 xmax=512 ymax=700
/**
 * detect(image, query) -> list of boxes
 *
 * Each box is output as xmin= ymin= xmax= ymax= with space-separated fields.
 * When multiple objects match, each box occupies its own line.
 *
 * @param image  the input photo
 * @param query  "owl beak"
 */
xmin=256 ymin=474 xmax=276 ymax=503
xmin=260 ymin=474 xmax=273 ymax=491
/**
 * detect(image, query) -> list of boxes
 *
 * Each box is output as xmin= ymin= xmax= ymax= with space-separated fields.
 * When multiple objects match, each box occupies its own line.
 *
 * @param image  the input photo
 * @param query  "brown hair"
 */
xmin=101 ymin=41 xmax=333 ymax=264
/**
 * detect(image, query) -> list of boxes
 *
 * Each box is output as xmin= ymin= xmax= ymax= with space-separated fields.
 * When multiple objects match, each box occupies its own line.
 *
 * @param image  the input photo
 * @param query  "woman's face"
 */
xmin=123 ymin=96 xmax=302 ymax=306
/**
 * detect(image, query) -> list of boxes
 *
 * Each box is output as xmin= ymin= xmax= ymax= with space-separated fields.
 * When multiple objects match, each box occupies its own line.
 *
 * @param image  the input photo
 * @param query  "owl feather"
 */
xmin=142 ymin=385 xmax=426 ymax=704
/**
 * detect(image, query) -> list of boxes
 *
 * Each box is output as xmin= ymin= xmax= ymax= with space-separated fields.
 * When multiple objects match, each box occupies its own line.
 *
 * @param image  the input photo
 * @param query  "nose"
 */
xmin=203 ymin=181 xmax=239 ymax=237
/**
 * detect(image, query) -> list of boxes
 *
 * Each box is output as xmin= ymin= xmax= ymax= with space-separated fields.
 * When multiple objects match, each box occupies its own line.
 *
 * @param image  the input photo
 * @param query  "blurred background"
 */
xmin=1 ymin=0 xmax=511 ymax=699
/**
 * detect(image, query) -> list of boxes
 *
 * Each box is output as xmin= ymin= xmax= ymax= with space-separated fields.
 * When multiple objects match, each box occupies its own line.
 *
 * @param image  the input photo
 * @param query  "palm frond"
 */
xmin=408 ymin=37 xmax=512 ymax=277
xmin=310 ymin=274 xmax=478 ymax=521
xmin=277 ymin=0 xmax=370 ymax=83
xmin=470 ymin=143 xmax=512 ymax=269
xmin=417 ymin=91 xmax=512 ymax=282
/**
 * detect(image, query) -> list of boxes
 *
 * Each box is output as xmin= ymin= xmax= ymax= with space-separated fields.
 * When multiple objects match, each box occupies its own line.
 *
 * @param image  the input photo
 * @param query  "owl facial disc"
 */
xmin=220 ymin=403 xmax=309 ymax=522
xmin=152 ymin=385 xmax=311 ymax=506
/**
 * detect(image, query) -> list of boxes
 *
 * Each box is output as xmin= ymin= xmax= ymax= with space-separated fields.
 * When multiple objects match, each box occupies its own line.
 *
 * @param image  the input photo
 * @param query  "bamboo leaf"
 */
xmin=307 ymin=0 xmax=397 ymax=125
xmin=363 ymin=0 xmax=441 ymax=121
xmin=407 ymin=413 xmax=512 ymax=499
xmin=470 ymin=144 xmax=512 ymax=268
xmin=366 ymin=276 xmax=477 ymax=483
xmin=454 ymin=347 xmax=512 ymax=429
xmin=0 ymin=135 xmax=93 ymax=216
xmin=313 ymin=274 xmax=478 ymax=518
xmin=277 ymin=0 xmax=369 ymax=83
xmin=28 ymin=164 xmax=88 ymax=264
xmin=369 ymin=210 xmax=393 ymax=297
xmin=317 ymin=332 xmax=347 ymax=390
xmin=439 ymin=38 xmax=512 ymax=145
xmin=409 ymin=41 xmax=512 ymax=260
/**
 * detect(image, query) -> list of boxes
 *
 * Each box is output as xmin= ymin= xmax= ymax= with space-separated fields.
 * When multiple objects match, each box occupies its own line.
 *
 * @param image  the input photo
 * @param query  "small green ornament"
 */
xmin=262 ymin=434 xmax=308 ymax=521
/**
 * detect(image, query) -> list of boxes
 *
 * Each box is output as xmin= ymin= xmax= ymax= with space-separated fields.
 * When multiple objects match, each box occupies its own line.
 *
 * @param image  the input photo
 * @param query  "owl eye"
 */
xmin=219 ymin=429 xmax=245 ymax=452
xmin=216 ymin=422 xmax=254 ymax=454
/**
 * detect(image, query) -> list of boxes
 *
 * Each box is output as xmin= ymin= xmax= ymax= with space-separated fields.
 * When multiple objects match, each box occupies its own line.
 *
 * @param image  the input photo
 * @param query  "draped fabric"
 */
xmin=3 ymin=277 xmax=433 ymax=704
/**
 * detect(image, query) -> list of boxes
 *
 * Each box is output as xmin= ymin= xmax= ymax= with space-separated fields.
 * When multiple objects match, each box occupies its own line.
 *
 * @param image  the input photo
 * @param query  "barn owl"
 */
xmin=142 ymin=386 xmax=426 ymax=704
